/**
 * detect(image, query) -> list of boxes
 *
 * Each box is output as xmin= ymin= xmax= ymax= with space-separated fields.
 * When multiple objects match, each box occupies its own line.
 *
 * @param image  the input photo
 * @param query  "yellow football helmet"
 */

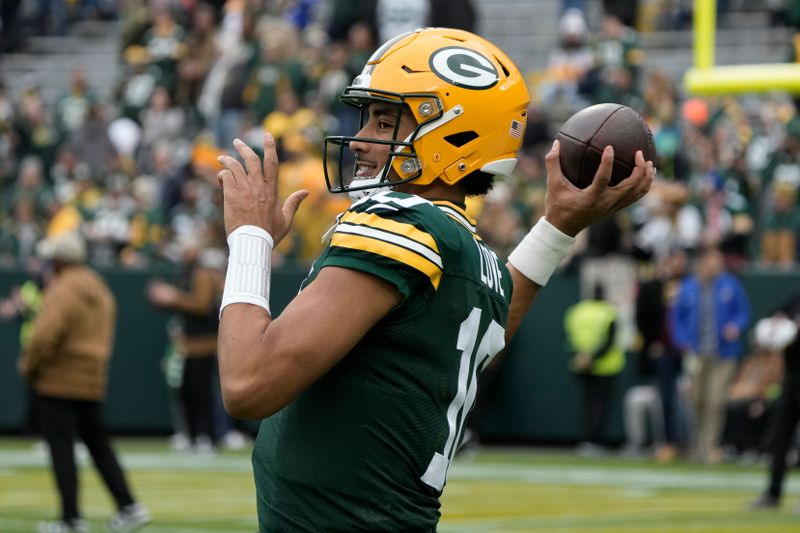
xmin=323 ymin=27 xmax=531 ymax=195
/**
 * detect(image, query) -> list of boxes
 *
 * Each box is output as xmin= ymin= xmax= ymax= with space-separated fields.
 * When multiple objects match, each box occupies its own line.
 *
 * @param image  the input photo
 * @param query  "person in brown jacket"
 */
xmin=18 ymin=231 xmax=151 ymax=533
xmin=148 ymin=239 xmax=225 ymax=454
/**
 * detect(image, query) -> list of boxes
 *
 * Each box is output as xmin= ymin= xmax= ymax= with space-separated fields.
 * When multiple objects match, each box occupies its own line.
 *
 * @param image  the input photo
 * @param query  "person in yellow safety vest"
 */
xmin=0 ymin=269 xmax=46 ymax=350
xmin=564 ymin=285 xmax=625 ymax=456
xmin=0 ymin=263 xmax=47 ymax=439
xmin=17 ymin=279 xmax=43 ymax=348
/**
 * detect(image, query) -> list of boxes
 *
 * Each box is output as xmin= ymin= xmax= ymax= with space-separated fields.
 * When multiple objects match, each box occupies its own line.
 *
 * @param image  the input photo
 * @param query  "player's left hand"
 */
xmin=543 ymin=140 xmax=653 ymax=237
xmin=217 ymin=133 xmax=309 ymax=244
xmin=147 ymin=280 xmax=178 ymax=307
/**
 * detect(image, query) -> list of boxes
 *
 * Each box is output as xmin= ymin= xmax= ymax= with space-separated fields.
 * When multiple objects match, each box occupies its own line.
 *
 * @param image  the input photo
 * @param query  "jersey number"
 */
xmin=420 ymin=307 xmax=505 ymax=491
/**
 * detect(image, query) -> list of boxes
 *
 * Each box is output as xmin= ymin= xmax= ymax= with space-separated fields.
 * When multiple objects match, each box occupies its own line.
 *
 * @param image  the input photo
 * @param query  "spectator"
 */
xmin=564 ymin=285 xmax=626 ymax=456
xmin=723 ymin=344 xmax=783 ymax=463
xmin=315 ymin=41 xmax=356 ymax=135
xmin=50 ymin=146 xmax=92 ymax=192
xmin=120 ymin=175 xmax=166 ymax=268
xmin=621 ymin=377 xmax=665 ymax=459
xmin=14 ymin=86 xmax=63 ymax=173
xmin=0 ymin=82 xmax=17 ymax=187
xmin=243 ymin=19 xmax=307 ymax=122
xmin=630 ymin=247 xmax=689 ymax=461
xmin=54 ymin=68 xmax=98 ymax=138
xmin=261 ymin=89 xmax=317 ymax=143
xmin=671 ymin=245 xmax=751 ymax=463
xmin=632 ymin=179 xmax=698 ymax=262
xmin=175 ymin=3 xmax=218 ymax=108
xmin=147 ymin=231 xmax=226 ymax=454
xmin=324 ymin=0 xmax=371 ymax=42
xmin=579 ymin=12 xmax=644 ymax=109
xmin=0 ymin=197 xmax=43 ymax=267
xmin=578 ymin=213 xmax=638 ymax=351
xmin=84 ymin=174 xmax=136 ymax=266
xmin=199 ymin=5 xmax=259 ymax=149
xmin=759 ymin=113 xmax=800 ymax=229
xmin=138 ymin=86 xmax=186 ymax=168
xmin=0 ymin=258 xmax=51 ymax=457
xmin=4 ymin=156 xmax=55 ymax=221
xmin=69 ymin=103 xmax=118 ymax=184
xmin=345 ymin=21 xmax=375 ymax=79
xmin=539 ymin=8 xmax=593 ymax=112
xmin=17 ymin=231 xmax=150 ymax=532
xmin=274 ymin=131 xmax=349 ymax=264
xmin=372 ymin=0 xmax=430 ymax=45
xmin=115 ymin=47 xmax=157 ymax=121
xmin=760 ymin=174 xmax=799 ymax=269
xmin=140 ymin=6 xmax=187 ymax=96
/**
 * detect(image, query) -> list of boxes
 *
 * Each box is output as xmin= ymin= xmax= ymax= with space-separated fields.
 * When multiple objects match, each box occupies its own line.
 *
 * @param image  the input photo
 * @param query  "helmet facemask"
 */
xmin=323 ymin=87 xmax=444 ymax=198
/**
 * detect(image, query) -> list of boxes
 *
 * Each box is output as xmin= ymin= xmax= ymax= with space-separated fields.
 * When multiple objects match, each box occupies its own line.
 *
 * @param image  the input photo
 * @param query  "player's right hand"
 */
xmin=217 ymin=133 xmax=309 ymax=244
xmin=543 ymin=140 xmax=653 ymax=237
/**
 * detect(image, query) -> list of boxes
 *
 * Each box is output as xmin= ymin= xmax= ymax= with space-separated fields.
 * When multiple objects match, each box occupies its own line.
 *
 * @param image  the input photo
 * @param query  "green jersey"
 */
xmin=253 ymin=191 xmax=513 ymax=531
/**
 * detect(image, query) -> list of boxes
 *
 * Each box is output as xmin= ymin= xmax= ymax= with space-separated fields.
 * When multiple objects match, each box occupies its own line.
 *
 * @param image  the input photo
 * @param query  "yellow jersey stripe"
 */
xmin=331 ymin=233 xmax=442 ymax=289
xmin=432 ymin=201 xmax=477 ymax=227
xmin=341 ymin=211 xmax=439 ymax=253
xmin=336 ymin=223 xmax=442 ymax=267
xmin=434 ymin=203 xmax=479 ymax=236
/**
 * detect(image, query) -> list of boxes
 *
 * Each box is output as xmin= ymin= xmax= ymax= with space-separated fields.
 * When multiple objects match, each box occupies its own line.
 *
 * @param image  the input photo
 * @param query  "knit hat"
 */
xmin=36 ymin=232 xmax=87 ymax=263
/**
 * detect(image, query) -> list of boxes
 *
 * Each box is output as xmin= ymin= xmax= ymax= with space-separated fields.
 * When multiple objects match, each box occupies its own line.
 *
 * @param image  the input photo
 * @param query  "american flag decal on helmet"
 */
xmin=509 ymin=120 xmax=524 ymax=138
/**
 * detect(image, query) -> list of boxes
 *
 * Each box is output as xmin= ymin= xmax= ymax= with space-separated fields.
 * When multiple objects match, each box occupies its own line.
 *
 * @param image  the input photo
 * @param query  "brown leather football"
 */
xmin=557 ymin=103 xmax=656 ymax=189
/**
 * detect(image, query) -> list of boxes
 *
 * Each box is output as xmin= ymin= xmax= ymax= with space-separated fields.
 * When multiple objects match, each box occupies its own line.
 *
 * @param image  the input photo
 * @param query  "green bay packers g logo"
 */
xmin=429 ymin=46 xmax=499 ymax=90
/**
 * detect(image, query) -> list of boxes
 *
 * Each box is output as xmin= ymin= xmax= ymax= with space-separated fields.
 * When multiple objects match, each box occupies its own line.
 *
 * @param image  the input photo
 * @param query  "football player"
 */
xmin=216 ymin=28 xmax=653 ymax=531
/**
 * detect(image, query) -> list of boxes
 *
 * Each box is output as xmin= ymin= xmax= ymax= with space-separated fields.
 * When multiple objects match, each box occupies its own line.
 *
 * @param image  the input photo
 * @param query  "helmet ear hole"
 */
xmin=495 ymin=57 xmax=510 ymax=77
xmin=444 ymin=131 xmax=478 ymax=148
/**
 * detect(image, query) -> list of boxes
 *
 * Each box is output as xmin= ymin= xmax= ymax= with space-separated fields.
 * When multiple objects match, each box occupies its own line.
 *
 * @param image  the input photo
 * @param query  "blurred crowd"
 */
xmin=1 ymin=1 xmax=800 ymax=277
xmin=0 ymin=0 xmax=480 ymax=272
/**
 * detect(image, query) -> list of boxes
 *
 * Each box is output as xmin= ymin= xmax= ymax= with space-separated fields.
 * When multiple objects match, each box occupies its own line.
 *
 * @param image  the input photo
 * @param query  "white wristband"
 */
xmin=220 ymin=225 xmax=273 ymax=317
xmin=508 ymin=217 xmax=575 ymax=286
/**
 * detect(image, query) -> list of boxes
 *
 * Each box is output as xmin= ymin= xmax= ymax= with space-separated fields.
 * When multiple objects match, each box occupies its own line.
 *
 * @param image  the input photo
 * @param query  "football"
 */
xmin=557 ymin=103 xmax=656 ymax=189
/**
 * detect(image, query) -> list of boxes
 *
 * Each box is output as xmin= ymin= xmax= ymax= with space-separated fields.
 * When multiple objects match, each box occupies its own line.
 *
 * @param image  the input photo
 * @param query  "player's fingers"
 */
xmin=282 ymin=189 xmax=310 ymax=223
xmin=625 ymin=151 xmax=646 ymax=183
xmin=544 ymin=140 xmax=567 ymax=184
xmin=638 ymin=161 xmax=656 ymax=196
xmin=615 ymin=158 xmax=652 ymax=207
xmin=588 ymin=146 xmax=613 ymax=192
xmin=262 ymin=132 xmax=279 ymax=185
xmin=233 ymin=138 xmax=263 ymax=182
xmin=218 ymin=154 xmax=246 ymax=185
xmin=634 ymin=149 xmax=646 ymax=168
xmin=217 ymin=168 xmax=237 ymax=188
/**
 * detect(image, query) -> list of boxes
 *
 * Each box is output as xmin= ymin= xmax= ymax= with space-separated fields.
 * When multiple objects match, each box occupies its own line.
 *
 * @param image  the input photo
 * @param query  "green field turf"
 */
xmin=1 ymin=438 xmax=799 ymax=532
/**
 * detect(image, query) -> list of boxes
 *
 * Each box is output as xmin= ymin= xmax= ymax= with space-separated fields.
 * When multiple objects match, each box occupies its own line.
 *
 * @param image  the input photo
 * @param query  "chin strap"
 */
xmin=346 ymin=173 xmax=393 ymax=201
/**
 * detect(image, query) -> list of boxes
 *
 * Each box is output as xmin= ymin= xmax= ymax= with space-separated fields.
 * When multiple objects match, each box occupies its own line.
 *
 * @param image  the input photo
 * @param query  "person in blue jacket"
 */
xmin=670 ymin=245 xmax=750 ymax=463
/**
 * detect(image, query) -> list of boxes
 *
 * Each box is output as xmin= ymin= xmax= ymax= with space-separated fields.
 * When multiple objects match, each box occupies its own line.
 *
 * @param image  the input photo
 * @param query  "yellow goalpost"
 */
xmin=683 ymin=0 xmax=800 ymax=94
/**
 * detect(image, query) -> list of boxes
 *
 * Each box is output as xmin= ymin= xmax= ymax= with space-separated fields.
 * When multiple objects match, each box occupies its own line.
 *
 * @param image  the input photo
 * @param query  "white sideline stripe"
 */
xmin=448 ymin=463 xmax=795 ymax=492
xmin=439 ymin=512 xmax=788 ymax=532
xmin=1 ymin=449 xmax=798 ymax=494
xmin=0 ymin=519 xmax=243 ymax=533
xmin=0 ymin=450 xmax=252 ymax=472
